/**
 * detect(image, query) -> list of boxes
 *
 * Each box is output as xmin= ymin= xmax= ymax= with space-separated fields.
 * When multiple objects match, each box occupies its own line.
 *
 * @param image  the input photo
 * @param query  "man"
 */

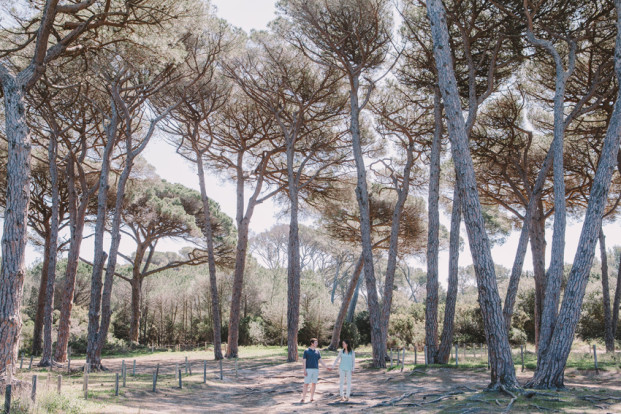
xmin=301 ymin=338 xmax=331 ymax=403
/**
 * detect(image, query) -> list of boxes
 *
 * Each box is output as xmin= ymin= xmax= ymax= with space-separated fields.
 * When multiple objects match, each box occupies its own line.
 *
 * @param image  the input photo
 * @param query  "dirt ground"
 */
xmin=43 ymin=350 xmax=621 ymax=414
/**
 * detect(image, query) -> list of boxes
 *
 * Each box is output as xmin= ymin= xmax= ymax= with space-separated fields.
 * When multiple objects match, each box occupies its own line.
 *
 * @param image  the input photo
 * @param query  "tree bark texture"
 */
xmin=0 ymin=76 xmax=32 ymax=376
xmin=55 ymin=160 xmax=88 ymax=362
xmin=599 ymin=229 xmax=615 ymax=352
xmin=613 ymin=253 xmax=621 ymax=340
xmin=528 ymin=31 xmax=575 ymax=361
xmin=93 ymin=153 xmax=135 ymax=367
xmin=286 ymin=136 xmax=302 ymax=362
xmin=129 ymin=276 xmax=143 ymax=344
xmin=196 ymin=154 xmax=223 ymax=360
xmin=346 ymin=275 xmax=362 ymax=323
xmin=526 ymin=4 xmax=621 ymax=387
xmin=426 ymin=0 xmax=518 ymax=389
xmin=328 ymin=257 xmax=363 ymax=351
xmin=40 ymin=129 xmax=61 ymax=366
xmin=86 ymin=111 xmax=117 ymax=370
xmin=350 ymin=75 xmax=385 ymax=368
xmin=425 ymin=87 xmax=442 ymax=364
xmin=503 ymin=151 xmax=553 ymax=334
xmin=32 ymin=233 xmax=51 ymax=356
xmin=529 ymin=204 xmax=547 ymax=349
xmin=436 ymin=185 xmax=460 ymax=364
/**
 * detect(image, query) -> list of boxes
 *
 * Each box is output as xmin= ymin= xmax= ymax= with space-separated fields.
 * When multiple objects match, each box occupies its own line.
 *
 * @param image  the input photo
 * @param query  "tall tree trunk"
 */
xmin=426 ymin=0 xmax=519 ymax=389
xmin=285 ymin=131 xmax=302 ymax=363
xmin=196 ymin=153 xmax=223 ymax=360
xmin=530 ymin=204 xmax=547 ymax=349
xmin=346 ymin=275 xmax=363 ymax=323
xmin=349 ymin=75 xmax=385 ymax=368
xmin=425 ymin=87 xmax=442 ymax=364
xmin=0 ymin=76 xmax=32 ymax=376
xmin=55 ymin=161 xmax=88 ymax=362
xmin=86 ymin=108 xmax=117 ymax=370
xmin=286 ymin=192 xmax=301 ymax=362
xmin=380 ymin=142 xmax=415 ymax=354
xmin=92 ymin=155 xmax=135 ymax=368
xmin=40 ymin=131 xmax=60 ymax=366
xmin=226 ymin=218 xmax=251 ymax=358
xmin=612 ymin=252 xmax=621 ymax=340
xmin=529 ymin=33 xmax=575 ymax=362
xmin=329 ymin=257 xmax=363 ymax=350
xmin=129 ymin=243 xmax=147 ymax=343
xmin=526 ymin=6 xmax=621 ymax=387
xmin=599 ymin=229 xmax=615 ymax=352
xmin=129 ymin=277 xmax=143 ymax=344
xmin=32 ymin=232 xmax=51 ymax=356
xmin=503 ymin=150 xmax=553 ymax=333
xmin=436 ymin=185 xmax=460 ymax=364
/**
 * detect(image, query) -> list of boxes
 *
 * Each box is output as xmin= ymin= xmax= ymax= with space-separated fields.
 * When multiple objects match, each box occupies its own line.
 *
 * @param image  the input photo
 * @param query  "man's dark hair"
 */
xmin=310 ymin=338 xmax=318 ymax=345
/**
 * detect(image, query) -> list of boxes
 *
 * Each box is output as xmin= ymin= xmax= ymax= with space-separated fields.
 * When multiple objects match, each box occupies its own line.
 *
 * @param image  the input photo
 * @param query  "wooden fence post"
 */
xmin=401 ymin=348 xmax=405 ymax=372
xmin=20 ymin=354 xmax=24 ymax=369
xmin=83 ymin=366 xmax=89 ymax=399
xmin=235 ymin=357 xmax=238 ymax=378
xmin=593 ymin=345 xmax=599 ymax=373
xmin=204 ymin=360 xmax=207 ymax=383
xmin=185 ymin=357 xmax=188 ymax=375
xmin=122 ymin=360 xmax=126 ymax=387
xmin=390 ymin=348 xmax=393 ymax=368
xmin=31 ymin=375 xmax=37 ymax=402
xmin=423 ymin=345 xmax=428 ymax=366
xmin=152 ymin=372 xmax=157 ymax=392
xmin=133 ymin=360 xmax=136 ymax=376
xmin=219 ymin=359 xmax=223 ymax=380
xmin=455 ymin=344 xmax=459 ymax=367
xmin=4 ymin=384 xmax=11 ymax=414
xmin=115 ymin=373 xmax=119 ymax=396
xmin=521 ymin=345 xmax=525 ymax=372
xmin=414 ymin=347 xmax=417 ymax=365
xmin=57 ymin=375 xmax=62 ymax=394
xmin=28 ymin=356 xmax=33 ymax=370
xmin=178 ymin=369 xmax=182 ymax=389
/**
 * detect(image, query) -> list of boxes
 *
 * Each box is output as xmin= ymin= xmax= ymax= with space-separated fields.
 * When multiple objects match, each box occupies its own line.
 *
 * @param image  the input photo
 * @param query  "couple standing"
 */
xmin=300 ymin=338 xmax=355 ymax=403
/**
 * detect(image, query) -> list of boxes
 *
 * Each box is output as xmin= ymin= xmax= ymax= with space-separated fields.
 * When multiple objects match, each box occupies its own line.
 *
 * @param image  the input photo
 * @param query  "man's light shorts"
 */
xmin=304 ymin=368 xmax=319 ymax=384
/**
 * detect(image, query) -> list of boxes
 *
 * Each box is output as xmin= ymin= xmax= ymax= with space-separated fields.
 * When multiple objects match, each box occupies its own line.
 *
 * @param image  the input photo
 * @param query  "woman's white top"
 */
xmin=333 ymin=350 xmax=355 ymax=371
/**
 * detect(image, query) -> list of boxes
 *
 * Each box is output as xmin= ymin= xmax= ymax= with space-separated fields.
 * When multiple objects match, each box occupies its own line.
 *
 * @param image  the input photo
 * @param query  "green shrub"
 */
xmin=354 ymin=311 xmax=371 ymax=345
xmin=339 ymin=321 xmax=361 ymax=349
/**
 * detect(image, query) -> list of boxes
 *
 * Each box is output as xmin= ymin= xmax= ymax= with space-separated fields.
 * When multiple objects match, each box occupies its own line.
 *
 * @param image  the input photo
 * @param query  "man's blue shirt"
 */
xmin=303 ymin=348 xmax=321 ymax=369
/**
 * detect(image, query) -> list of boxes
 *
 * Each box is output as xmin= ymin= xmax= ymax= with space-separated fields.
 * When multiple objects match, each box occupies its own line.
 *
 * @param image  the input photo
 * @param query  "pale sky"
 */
xmin=5 ymin=0 xmax=621 ymax=287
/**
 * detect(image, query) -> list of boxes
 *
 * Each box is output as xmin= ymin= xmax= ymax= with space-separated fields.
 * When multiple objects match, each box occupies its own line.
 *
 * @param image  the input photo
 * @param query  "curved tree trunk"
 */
xmin=599 ymin=229 xmax=615 ymax=352
xmin=350 ymin=75 xmax=385 ymax=368
xmin=32 ymin=233 xmax=51 ymax=356
xmin=196 ymin=153 xmax=223 ymax=360
xmin=427 ymin=0 xmax=519 ymax=389
xmin=436 ymin=185 xmax=460 ymax=364
xmin=40 ymin=129 xmax=61 ymax=367
xmin=0 ymin=76 xmax=32 ymax=376
xmin=503 ymin=150 xmax=553 ymax=333
xmin=530 ymin=33 xmax=574 ymax=362
xmin=425 ymin=87 xmax=442 ymax=364
xmin=329 ymin=257 xmax=363 ymax=350
xmin=526 ymin=7 xmax=621 ymax=387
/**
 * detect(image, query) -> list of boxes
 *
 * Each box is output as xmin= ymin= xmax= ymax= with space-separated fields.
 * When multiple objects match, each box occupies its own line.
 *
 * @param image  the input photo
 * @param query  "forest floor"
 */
xmin=5 ymin=345 xmax=621 ymax=413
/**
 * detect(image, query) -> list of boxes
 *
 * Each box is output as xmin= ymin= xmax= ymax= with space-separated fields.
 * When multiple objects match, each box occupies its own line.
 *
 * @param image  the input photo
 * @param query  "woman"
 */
xmin=331 ymin=339 xmax=355 ymax=401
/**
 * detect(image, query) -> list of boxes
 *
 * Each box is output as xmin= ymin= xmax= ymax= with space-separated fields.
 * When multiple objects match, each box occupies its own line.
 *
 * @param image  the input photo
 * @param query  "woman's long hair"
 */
xmin=342 ymin=339 xmax=353 ymax=354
